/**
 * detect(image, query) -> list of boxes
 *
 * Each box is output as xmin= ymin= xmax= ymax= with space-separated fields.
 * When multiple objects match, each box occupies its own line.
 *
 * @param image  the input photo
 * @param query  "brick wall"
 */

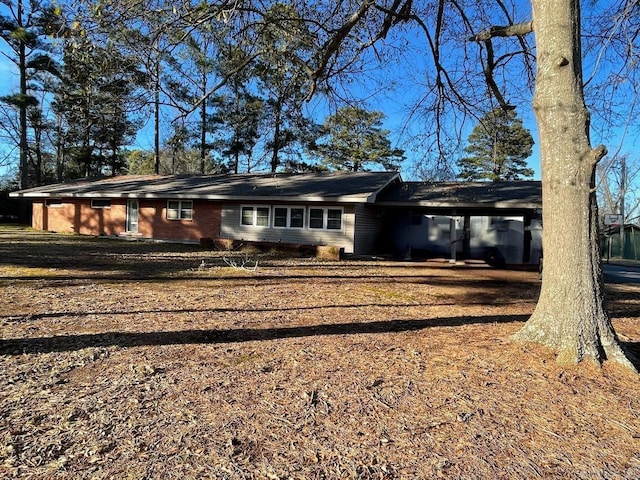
xmin=137 ymin=199 xmax=221 ymax=241
xmin=35 ymin=199 xmax=127 ymax=235
xmin=33 ymin=198 xmax=221 ymax=242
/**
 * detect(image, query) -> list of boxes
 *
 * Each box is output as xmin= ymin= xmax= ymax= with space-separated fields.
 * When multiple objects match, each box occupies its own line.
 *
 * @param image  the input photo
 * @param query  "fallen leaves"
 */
xmin=0 ymin=227 xmax=639 ymax=478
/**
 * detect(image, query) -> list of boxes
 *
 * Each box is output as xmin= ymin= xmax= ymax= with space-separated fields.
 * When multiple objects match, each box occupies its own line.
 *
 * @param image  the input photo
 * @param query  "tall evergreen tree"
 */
xmin=0 ymin=0 xmax=63 ymax=188
xmin=208 ymin=43 xmax=264 ymax=174
xmin=254 ymin=3 xmax=316 ymax=172
xmin=164 ymin=27 xmax=221 ymax=174
xmin=53 ymin=38 xmax=142 ymax=178
xmin=314 ymin=106 xmax=404 ymax=172
xmin=457 ymin=108 xmax=534 ymax=182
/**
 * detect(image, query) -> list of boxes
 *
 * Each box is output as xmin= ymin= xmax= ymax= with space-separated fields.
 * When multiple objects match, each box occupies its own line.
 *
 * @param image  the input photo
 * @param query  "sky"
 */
xmin=2 ymin=0 xmax=640 ymax=185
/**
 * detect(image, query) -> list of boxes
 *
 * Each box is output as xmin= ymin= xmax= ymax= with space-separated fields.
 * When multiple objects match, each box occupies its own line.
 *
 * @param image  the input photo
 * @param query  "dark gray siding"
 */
xmin=353 ymin=204 xmax=381 ymax=255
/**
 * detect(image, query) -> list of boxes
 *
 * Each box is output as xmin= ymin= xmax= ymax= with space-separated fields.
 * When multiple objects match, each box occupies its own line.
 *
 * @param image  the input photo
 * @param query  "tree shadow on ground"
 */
xmin=621 ymin=342 xmax=640 ymax=371
xmin=0 ymin=314 xmax=529 ymax=355
xmin=0 ymin=227 xmax=544 ymax=283
xmin=0 ymin=300 xmax=532 ymax=322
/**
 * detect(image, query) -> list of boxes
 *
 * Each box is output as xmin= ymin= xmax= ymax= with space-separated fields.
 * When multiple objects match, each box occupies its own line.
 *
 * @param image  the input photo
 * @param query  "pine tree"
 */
xmin=315 ymin=106 xmax=404 ymax=172
xmin=210 ymin=44 xmax=264 ymax=174
xmin=254 ymin=3 xmax=316 ymax=172
xmin=458 ymin=108 xmax=534 ymax=182
xmin=53 ymin=38 xmax=143 ymax=178
xmin=0 ymin=0 xmax=63 ymax=188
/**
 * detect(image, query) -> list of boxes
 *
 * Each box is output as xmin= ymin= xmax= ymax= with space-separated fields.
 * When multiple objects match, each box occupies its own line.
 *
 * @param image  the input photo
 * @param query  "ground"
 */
xmin=0 ymin=225 xmax=638 ymax=479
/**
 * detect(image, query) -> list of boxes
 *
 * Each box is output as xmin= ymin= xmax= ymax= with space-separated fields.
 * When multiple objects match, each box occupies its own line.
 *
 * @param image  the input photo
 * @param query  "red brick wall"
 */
xmin=34 ymin=199 xmax=127 ymax=235
xmin=137 ymin=199 xmax=220 ymax=241
xmin=32 ymin=202 xmax=44 ymax=230
xmin=32 ymin=198 xmax=221 ymax=242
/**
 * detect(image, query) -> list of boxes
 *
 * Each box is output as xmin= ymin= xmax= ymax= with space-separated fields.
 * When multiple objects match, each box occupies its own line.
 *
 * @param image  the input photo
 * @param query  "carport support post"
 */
xmin=449 ymin=216 xmax=457 ymax=264
xmin=463 ymin=215 xmax=471 ymax=260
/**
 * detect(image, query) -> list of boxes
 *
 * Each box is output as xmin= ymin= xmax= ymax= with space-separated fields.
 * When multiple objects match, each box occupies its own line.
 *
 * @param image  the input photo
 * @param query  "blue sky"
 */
xmin=2 ymin=0 xmax=640 ymax=183
xmin=0 ymin=1 xmax=539 ymax=181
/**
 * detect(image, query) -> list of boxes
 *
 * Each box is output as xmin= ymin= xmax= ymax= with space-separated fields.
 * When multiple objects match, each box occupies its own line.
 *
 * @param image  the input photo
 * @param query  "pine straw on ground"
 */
xmin=0 ymin=226 xmax=639 ymax=479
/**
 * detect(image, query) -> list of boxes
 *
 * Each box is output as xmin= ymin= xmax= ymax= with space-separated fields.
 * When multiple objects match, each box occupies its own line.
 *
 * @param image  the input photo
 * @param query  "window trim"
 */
xmin=91 ymin=199 xmax=112 ymax=209
xmin=166 ymin=200 xmax=193 ymax=221
xmin=272 ymin=205 xmax=305 ymax=229
xmin=45 ymin=198 xmax=63 ymax=208
xmin=240 ymin=205 xmax=271 ymax=227
xmin=308 ymin=207 xmax=344 ymax=231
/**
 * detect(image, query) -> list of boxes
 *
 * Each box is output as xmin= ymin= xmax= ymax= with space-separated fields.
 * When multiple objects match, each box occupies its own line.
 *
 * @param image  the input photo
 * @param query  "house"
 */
xmin=10 ymin=173 xmax=543 ymax=264
xmin=602 ymin=223 xmax=640 ymax=261
xmin=375 ymin=181 xmax=543 ymax=265
xmin=9 ymin=172 xmax=401 ymax=255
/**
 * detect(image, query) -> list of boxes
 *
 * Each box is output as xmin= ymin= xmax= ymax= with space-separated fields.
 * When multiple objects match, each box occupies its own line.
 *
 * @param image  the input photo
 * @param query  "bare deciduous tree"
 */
xmin=295 ymin=0 xmax=637 ymax=369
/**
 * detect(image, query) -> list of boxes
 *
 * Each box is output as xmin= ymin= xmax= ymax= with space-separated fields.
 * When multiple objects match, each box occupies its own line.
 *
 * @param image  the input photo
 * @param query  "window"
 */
xmin=327 ymin=209 xmax=342 ymax=230
xmin=241 ymin=206 xmax=270 ymax=227
xmin=239 ymin=205 xmax=342 ymax=230
xmin=308 ymin=207 xmax=343 ymax=230
xmin=167 ymin=200 xmax=193 ymax=220
xmin=309 ymin=208 xmax=324 ymax=229
xmin=45 ymin=199 xmax=62 ymax=208
xmin=273 ymin=206 xmax=305 ymax=229
xmin=91 ymin=199 xmax=111 ymax=209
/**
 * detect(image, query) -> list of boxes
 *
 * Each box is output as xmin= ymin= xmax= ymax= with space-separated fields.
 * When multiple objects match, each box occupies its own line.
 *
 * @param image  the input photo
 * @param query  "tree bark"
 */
xmin=154 ymin=75 xmax=160 ymax=175
xmin=512 ymin=0 xmax=635 ymax=370
xmin=200 ymin=70 xmax=207 ymax=175
xmin=271 ymin=103 xmax=282 ymax=173
xmin=18 ymin=0 xmax=29 ymax=190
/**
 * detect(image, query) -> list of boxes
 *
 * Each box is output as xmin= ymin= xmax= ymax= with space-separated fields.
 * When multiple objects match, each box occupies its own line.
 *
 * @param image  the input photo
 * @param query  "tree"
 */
xmin=458 ymin=108 xmax=534 ymax=181
xmin=125 ymin=149 xmax=155 ymax=175
xmin=79 ymin=0 xmax=181 ymax=174
xmin=278 ymin=1 xmax=635 ymax=369
xmin=164 ymin=26 xmax=223 ymax=174
xmin=597 ymin=154 xmax=640 ymax=226
xmin=53 ymin=38 xmax=142 ymax=178
xmin=0 ymin=0 xmax=63 ymax=188
xmin=314 ymin=105 xmax=404 ymax=172
xmin=209 ymin=43 xmax=264 ymax=174
xmin=489 ymin=2 xmax=633 ymax=368
xmin=254 ymin=3 xmax=317 ymax=172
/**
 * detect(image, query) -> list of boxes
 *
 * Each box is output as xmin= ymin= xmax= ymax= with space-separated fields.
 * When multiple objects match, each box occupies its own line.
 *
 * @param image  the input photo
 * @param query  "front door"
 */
xmin=126 ymin=199 xmax=139 ymax=233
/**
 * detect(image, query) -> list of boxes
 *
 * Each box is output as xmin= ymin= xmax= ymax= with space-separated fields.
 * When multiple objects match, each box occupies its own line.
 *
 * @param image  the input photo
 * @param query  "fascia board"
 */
xmin=364 ymin=172 xmax=402 ymax=203
xmin=377 ymin=200 xmax=541 ymax=209
xmin=10 ymin=191 xmax=372 ymax=204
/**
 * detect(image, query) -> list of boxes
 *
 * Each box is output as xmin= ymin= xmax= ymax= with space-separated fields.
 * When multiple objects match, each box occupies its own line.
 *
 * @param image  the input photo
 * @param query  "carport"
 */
xmin=375 ymin=181 xmax=543 ymax=266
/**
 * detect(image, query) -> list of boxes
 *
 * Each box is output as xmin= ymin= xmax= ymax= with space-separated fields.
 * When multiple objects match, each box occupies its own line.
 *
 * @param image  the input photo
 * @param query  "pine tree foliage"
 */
xmin=315 ymin=106 xmax=404 ymax=172
xmin=209 ymin=44 xmax=264 ymax=174
xmin=52 ymin=38 xmax=143 ymax=178
xmin=254 ymin=3 xmax=317 ymax=172
xmin=457 ymin=108 xmax=534 ymax=182
xmin=0 ymin=0 xmax=64 ymax=188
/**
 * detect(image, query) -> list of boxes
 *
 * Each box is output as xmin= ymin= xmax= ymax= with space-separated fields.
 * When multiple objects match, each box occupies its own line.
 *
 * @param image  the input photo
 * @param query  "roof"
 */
xmin=377 ymin=181 xmax=542 ymax=210
xmin=10 ymin=172 xmax=401 ymax=204
xmin=604 ymin=223 xmax=640 ymax=233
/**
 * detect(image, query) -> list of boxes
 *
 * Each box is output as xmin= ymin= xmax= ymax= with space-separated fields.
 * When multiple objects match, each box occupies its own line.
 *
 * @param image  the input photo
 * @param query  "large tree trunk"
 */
xmin=18 ymin=0 xmax=29 ymax=190
xmin=154 ymin=77 xmax=160 ymax=175
xmin=200 ymin=70 xmax=207 ymax=175
xmin=271 ymin=105 xmax=282 ymax=173
xmin=512 ymin=0 xmax=635 ymax=369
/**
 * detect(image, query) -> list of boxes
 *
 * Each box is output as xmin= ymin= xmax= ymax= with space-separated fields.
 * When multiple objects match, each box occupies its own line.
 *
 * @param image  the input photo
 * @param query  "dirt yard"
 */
xmin=0 ymin=225 xmax=638 ymax=479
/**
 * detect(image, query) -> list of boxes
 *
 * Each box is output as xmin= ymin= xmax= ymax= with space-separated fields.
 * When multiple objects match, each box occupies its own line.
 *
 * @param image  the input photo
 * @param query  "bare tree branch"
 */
xmin=469 ymin=21 xmax=534 ymax=42
xmin=307 ymin=1 xmax=376 ymax=99
xmin=467 ymin=20 xmax=534 ymax=110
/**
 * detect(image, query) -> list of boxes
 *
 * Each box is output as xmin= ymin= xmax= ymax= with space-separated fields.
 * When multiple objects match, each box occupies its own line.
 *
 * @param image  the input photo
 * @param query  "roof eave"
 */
xmin=377 ymin=201 xmax=541 ymax=210
xmin=10 ymin=191 xmax=375 ymax=204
